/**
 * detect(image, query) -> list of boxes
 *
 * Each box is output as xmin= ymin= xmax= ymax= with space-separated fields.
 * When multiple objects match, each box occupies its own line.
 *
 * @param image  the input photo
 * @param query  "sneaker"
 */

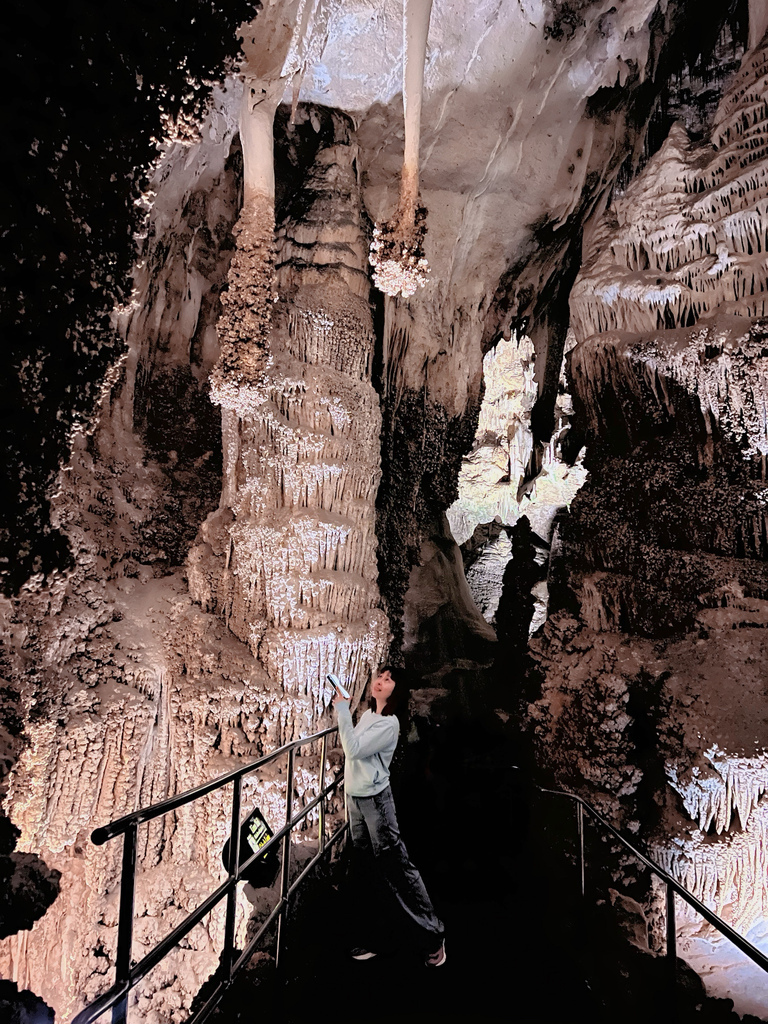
xmin=425 ymin=939 xmax=446 ymax=967
xmin=349 ymin=947 xmax=377 ymax=960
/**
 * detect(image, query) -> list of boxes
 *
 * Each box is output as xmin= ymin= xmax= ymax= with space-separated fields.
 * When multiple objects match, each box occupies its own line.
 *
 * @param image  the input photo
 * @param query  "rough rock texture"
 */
xmin=573 ymin=45 xmax=768 ymax=339
xmin=2 ymin=1 xmax=761 ymax=1019
xmin=0 ymin=90 xmax=259 ymax=1021
xmin=189 ymin=107 xmax=390 ymax=730
xmin=354 ymin=0 xmax=746 ymax=663
xmin=447 ymin=330 xmax=586 ymax=631
xmin=1 ymin=0 xmax=259 ymax=591
xmin=529 ymin=28 xmax=768 ymax=1017
xmin=0 ymin=96 xmax=383 ymax=1023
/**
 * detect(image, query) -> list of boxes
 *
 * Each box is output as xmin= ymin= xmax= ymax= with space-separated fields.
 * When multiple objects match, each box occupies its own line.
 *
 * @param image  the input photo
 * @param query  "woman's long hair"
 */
xmin=369 ymin=664 xmax=410 ymax=728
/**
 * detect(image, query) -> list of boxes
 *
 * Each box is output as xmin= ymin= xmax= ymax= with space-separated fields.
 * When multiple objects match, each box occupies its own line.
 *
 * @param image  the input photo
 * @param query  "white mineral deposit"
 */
xmin=369 ymin=0 xmax=433 ymax=298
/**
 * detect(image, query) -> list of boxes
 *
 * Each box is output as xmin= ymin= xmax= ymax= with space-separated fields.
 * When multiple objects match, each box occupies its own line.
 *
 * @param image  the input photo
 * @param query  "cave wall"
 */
xmin=0 ymin=88 xmax=391 ymax=1021
xmin=529 ymin=29 xmax=768 ymax=1015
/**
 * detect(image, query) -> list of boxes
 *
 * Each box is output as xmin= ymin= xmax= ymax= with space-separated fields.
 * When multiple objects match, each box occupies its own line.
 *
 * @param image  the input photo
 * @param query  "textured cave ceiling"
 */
xmin=0 ymin=0 xmax=750 ymax=591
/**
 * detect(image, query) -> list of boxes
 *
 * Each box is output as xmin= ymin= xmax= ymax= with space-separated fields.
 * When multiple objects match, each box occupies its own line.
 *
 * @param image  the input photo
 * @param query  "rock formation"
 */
xmin=529 ymin=25 xmax=768 ymax=1016
xmin=189 ymin=101 xmax=390 ymax=738
xmin=447 ymin=330 xmax=587 ymax=630
xmin=369 ymin=0 xmax=432 ymax=298
xmin=2 ymin=0 xmax=763 ymax=1019
xmin=0 ymin=84 xmax=388 ymax=1024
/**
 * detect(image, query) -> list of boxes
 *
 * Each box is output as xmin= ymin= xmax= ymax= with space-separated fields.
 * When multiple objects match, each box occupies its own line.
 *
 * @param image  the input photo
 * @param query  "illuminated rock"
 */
xmin=1 ymin=1 xmax=759 ymax=1020
xmin=447 ymin=331 xmax=586 ymax=627
xmin=0 ymin=93 xmax=387 ymax=1024
xmin=530 ymin=26 xmax=768 ymax=1017
xmin=189 ymin=111 xmax=390 ymax=734
xmin=369 ymin=0 xmax=432 ymax=298
xmin=572 ymin=42 xmax=768 ymax=342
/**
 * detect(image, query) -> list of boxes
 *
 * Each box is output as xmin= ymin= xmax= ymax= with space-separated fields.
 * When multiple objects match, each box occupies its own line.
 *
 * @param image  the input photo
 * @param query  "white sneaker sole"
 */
xmin=426 ymin=945 xmax=447 ymax=967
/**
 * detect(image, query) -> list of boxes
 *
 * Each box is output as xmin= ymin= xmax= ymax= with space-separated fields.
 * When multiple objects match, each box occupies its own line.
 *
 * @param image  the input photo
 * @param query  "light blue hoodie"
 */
xmin=335 ymin=703 xmax=399 ymax=797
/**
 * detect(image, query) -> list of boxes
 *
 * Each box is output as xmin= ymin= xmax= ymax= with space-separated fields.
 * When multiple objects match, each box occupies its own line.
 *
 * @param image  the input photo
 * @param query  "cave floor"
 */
xmin=205 ymin=719 xmax=607 ymax=1024
xmin=193 ymin=701 xmax=762 ymax=1024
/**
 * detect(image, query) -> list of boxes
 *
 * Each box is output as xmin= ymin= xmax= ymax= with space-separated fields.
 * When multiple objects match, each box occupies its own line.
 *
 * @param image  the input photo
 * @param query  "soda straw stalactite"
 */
xmin=370 ymin=0 xmax=433 ymax=299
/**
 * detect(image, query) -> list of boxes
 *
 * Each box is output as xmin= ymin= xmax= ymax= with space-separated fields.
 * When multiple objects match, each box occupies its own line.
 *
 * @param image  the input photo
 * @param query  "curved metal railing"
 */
xmin=72 ymin=753 xmax=768 ymax=1023
xmin=539 ymin=786 xmax=768 ymax=983
xmin=72 ymin=726 xmax=346 ymax=1024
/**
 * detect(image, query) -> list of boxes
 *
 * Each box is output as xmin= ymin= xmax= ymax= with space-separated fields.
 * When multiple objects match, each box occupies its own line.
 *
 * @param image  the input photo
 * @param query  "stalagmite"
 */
xmin=369 ymin=0 xmax=432 ymax=298
xmin=449 ymin=331 xmax=587 ymax=547
xmin=0 ymin=85 xmax=267 ymax=1021
xmin=189 ymin=107 xmax=390 ymax=742
xmin=5 ymin=3 xmax=764 ymax=1022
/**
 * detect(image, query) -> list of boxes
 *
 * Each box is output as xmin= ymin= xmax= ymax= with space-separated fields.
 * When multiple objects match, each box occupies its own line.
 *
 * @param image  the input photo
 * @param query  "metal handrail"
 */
xmin=539 ymin=786 xmax=768 ymax=981
xmin=91 ymin=726 xmax=338 ymax=845
xmin=72 ymin=726 xmax=346 ymax=1024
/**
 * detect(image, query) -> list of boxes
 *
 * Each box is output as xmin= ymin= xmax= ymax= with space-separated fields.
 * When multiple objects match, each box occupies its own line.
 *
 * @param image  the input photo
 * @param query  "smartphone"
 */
xmin=327 ymin=673 xmax=351 ymax=699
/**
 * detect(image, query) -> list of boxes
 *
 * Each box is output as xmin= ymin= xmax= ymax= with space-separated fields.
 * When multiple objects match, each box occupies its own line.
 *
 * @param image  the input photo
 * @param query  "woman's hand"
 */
xmin=332 ymin=692 xmax=350 ymax=707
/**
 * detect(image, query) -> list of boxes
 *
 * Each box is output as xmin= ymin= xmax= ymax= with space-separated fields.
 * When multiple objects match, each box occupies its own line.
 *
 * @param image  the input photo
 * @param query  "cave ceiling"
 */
xmin=1 ymin=0 xmax=751 ymax=591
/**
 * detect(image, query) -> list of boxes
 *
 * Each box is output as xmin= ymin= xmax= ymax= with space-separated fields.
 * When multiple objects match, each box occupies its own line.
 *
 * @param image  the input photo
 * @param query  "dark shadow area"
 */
xmin=0 ymin=980 xmax=54 ymax=1024
xmin=201 ymin=685 xmax=763 ymax=1024
xmin=0 ymin=815 xmax=61 ymax=941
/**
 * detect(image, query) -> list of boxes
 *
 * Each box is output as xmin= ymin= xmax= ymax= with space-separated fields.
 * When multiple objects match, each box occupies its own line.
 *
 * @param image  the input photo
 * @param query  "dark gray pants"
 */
xmin=347 ymin=786 xmax=444 ymax=950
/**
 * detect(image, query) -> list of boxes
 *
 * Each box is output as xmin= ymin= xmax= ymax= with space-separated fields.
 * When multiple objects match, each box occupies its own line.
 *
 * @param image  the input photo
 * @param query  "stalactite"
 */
xmin=572 ymin=35 xmax=768 ymax=351
xmin=369 ymin=0 xmax=432 ymax=298
xmin=208 ymin=73 xmax=285 ymax=414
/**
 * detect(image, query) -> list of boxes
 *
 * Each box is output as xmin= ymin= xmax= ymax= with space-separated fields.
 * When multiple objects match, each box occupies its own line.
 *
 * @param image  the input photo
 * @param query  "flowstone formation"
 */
xmin=529 ymin=29 xmax=768 ymax=1017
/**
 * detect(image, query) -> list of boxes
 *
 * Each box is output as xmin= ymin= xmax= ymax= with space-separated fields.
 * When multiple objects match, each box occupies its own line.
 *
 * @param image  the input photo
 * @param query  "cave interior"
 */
xmin=3 ymin=0 xmax=768 ymax=1021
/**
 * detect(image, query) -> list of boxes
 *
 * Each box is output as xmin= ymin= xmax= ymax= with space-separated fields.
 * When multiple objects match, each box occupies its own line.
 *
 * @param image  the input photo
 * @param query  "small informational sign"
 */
xmin=222 ymin=807 xmax=280 ymax=888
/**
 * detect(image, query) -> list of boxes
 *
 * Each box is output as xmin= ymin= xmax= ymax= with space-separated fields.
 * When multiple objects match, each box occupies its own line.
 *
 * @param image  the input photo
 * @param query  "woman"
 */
xmin=333 ymin=665 xmax=446 ymax=966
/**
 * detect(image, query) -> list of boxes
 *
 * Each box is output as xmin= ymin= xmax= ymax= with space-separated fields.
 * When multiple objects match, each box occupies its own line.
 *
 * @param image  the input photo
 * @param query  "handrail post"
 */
xmin=275 ymin=746 xmax=295 ymax=974
xmin=112 ymin=822 xmax=138 ymax=1024
xmin=223 ymin=776 xmax=242 ymax=982
xmin=576 ymin=801 xmax=585 ymax=899
xmin=666 ymin=883 xmax=677 ymax=995
xmin=318 ymin=734 xmax=327 ymax=856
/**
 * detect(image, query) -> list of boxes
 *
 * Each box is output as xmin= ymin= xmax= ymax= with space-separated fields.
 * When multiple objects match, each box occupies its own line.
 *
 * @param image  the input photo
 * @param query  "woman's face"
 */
xmin=372 ymin=669 xmax=396 ymax=704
